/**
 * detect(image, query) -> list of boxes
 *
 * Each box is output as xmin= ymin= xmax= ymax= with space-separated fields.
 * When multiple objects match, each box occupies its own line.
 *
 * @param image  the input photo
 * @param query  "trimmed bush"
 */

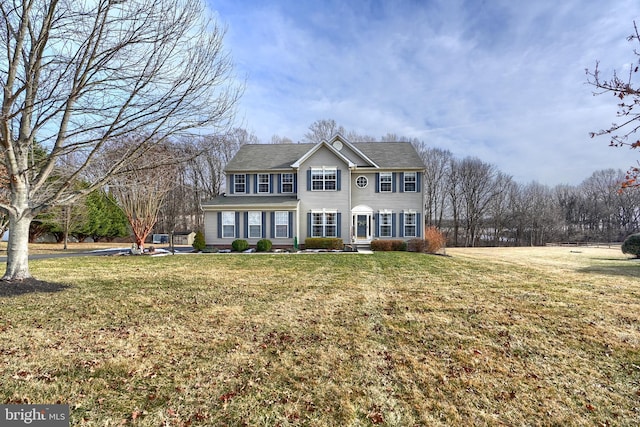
xmin=304 ymin=237 xmax=343 ymax=250
xmin=424 ymin=226 xmax=446 ymax=253
xmin=622 ymin=233 xmax=640 ymax=258
xmin=371 ymin=239 xmax=407 ymax=251
xmin=256 ymin=239 xmax=272 ymax=252
xmin=407 ymin=238 xmax=428 ymax=253
xmin=232 ymin=239 xmax=249 ymax=252
xmin=192 ymin=231 xmax=206 ymax=252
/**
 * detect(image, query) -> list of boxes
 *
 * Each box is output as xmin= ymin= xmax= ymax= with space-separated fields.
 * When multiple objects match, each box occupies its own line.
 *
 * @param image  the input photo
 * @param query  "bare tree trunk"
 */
xmin=3 ymin=207 xmax=32 ymax=281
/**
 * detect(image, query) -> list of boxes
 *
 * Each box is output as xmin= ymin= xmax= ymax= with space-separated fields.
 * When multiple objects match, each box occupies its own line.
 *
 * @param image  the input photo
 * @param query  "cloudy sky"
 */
xmin=207 ymin=0 xmax=640 ymax=185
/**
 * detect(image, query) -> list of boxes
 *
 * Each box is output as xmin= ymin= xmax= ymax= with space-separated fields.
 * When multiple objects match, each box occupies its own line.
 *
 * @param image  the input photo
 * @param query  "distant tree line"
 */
xmin=14 ymin=120 xmax=639 ymax=248
xmin=417 ymin=144 xmax=640 ymax=246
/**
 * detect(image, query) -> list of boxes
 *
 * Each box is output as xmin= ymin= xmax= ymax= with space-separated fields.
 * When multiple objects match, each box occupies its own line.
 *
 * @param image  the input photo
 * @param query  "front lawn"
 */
xmin=0 ymin=248 xmax=638 ymax=425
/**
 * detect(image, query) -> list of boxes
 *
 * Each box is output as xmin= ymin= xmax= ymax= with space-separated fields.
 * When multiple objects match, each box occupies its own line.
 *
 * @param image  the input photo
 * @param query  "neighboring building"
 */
xmin=172 ymin=231 xmax=196 ymax=246
xmin=201 ymin=134 xmax=425 ymax=249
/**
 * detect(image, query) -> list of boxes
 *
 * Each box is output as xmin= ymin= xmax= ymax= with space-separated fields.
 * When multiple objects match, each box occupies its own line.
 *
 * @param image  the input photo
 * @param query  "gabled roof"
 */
xmin=224 ymin=135 xmax=425 ymax=172
xmin=290 ymin=139 xmax=356 ymax=168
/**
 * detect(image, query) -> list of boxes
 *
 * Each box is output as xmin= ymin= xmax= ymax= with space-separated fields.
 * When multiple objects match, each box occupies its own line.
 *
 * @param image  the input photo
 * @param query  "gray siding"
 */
xmin=298 ymin=146 xmax=351 ymax=242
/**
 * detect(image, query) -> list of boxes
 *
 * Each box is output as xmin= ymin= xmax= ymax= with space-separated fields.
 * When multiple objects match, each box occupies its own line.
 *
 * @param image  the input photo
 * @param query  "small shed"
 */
xmin=173 ymin=231 xmax=196 ymax=246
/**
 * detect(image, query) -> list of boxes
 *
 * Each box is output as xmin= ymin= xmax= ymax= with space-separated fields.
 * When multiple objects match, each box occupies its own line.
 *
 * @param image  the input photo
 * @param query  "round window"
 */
xmin=356 ymin=176 xmax=368 ymax=188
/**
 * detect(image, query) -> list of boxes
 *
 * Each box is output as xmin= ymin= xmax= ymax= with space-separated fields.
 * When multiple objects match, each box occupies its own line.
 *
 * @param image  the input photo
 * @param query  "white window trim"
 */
xmin=403 ymin=211 xmax=417 ymax=237
xmin=311 ymin=167 xmax=337 ymax=191
xmin=311 ymin=210 xmax=338 ymax=237
xmin=281 ymin=173 xmax=294 ymax=193
xmin=275 ymin=211 xmax=289 ymax=238
xmin=379 ymin=172 xmax=392 ymax=192
xmin=257 ymin=173 xmax=270 ymax=194
xmin=222 ymin=211 xmax=235 ymax=238
xmin=234 ymin=174 xmax=246 ymax=194
xmin=248 ymin=211 xmax=262 ymax=238
xmin=404 ymin=172 xmax=417 ymax=192
xmin=379 ymin=212 xmax=393 ymax=237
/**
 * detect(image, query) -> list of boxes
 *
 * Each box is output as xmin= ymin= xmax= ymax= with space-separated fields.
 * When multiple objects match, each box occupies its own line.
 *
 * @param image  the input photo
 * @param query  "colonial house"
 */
xmin=201 ymin=134 xmax=425 ymax=249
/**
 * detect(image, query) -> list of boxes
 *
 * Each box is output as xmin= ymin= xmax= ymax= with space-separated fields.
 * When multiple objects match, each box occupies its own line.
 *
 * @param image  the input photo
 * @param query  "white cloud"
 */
xmin=209 ymin=0 xmax=640 ymax=185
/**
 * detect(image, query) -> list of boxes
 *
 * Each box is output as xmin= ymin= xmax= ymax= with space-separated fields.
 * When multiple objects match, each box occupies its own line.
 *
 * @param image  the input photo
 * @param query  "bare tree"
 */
xmin=302 ymin=119 xmax=346 ymax=143
xmin=415 ymin=144 xmax=452 ymax=228
xmin=586 ymin=21 xmax=640 ymax=188
xmin=0 ymin=0 xmax=241 ymax=280
xmin=102 ymin=141 xmax=180 ymax=251
xmin=0 ymin=162 xmax=8 ymax=239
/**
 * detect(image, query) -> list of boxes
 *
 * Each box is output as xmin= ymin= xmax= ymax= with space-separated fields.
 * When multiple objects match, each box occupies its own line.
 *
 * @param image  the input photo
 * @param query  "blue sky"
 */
xmin=207 ymin=0 xmax=640 ymax=185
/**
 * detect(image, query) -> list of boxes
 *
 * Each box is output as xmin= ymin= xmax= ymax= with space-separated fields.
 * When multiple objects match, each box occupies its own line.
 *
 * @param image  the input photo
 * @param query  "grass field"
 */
xmin=0 ymin=246 xmax=639 ymax=426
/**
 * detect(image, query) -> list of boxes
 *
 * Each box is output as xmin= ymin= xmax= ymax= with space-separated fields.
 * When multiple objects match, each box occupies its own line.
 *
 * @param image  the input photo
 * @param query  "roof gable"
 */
xmin=224 ymin=135 xmax=425 ymax=172
xmin=290 ymin=138 xmax=356 ymax=168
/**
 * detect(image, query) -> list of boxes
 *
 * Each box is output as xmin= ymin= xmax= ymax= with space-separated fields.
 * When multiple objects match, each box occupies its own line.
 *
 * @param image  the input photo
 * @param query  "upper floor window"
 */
xmin=233 ymin=174 xmax=246 ymax=193
xmin=404 ymin=172 xmax=417 ymax=192
xmin=257 ymin=174 xmax=270 ymax=193
xmin=356 ymin=176 xmax=368 ymax=189
xmin=379 ymin=172 xmax=393 ymax=192
xmin=281 ymin=173 xmax=294 ymax=193
xmin=311 ymin=167 xmax=337 ymax=191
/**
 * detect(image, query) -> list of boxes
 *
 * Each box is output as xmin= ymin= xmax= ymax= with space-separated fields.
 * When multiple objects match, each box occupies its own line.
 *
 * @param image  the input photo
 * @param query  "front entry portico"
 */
xmin=351 ymin=205 xmax=373 ymax=244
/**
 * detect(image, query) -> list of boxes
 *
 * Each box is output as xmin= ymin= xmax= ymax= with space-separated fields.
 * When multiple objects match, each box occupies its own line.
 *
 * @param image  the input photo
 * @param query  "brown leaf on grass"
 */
xmin=368 ymin=410 xmax=384 ymax=424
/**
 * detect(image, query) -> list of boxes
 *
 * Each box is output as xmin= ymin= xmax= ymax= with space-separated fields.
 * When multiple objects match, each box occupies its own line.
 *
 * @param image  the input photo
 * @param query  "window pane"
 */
xmin=281 ymin=174 xmax=293 ymax=193
xmin=380 ymin=213 xmax=392 ymax=237
xmin=404 ymin=172 xmax=416 ymax=192
xmin=258 ymin=174 xmax=270 ymax=193
xmin=234 ymin=174 xmax=245 ymax=193
xmin=275 ymin=211 xmax=289 ymax=238
xmin=404 ymin=213 xmax=416 ymax=237
xmin=222 ymin=212 xmax=235 ymax=238
xmin=380 ymin=173 xmax=392 ymax=192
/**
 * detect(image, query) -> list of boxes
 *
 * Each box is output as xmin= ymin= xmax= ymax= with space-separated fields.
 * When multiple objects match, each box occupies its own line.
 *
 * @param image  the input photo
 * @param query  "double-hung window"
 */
xmin=403 ymin=172 xmax=417 ymax=192
xmin=222 ymin=211 xmax=236 ymax=238
xmin=404 ymin=212 xmax=417 ymax=237
xmin=233 ymin=174 xmax=246 ymax=193
xmin=257 ymin=174 xmax=270 ymax=193
xmin=248 ymin=211 xmax=262 ymax=238
xmin=379 ymin=212 xmax=393 ymax=237
xmin=312 ymin=211 xmax=337 ymax=237
xmin=275 ymin=211 xmax=289 ymax=238
xmin=281 ymin=173 xmax=294 ymax=193
xmin=311 ymin=168 xmax=337 ymax=191
xmin=379 ymin=172 xmax=393 ymax=192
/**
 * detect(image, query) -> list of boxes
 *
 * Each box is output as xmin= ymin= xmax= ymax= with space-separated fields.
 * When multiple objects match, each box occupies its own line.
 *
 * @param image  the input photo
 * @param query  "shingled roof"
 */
xmin=224 ymin=141 xmax=425 ymax=172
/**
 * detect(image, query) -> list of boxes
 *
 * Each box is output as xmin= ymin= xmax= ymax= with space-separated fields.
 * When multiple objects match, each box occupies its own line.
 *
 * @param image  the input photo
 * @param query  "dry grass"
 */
xmin=0 ymin=241 xmax=145 ymax=255
xmin=0 ymin=247 xmax=639 ymax=426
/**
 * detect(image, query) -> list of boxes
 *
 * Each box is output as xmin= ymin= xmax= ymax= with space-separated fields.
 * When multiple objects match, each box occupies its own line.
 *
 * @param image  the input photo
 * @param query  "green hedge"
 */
xmin=232 ymin=239 xmax=249 ymax=252
xmin=304 ymin=237 xmax=344 ymax=250
xmin=622 ymin=233 xmax=640 ymax=258
xmin=370 ymin=239 xmax=407 ymax=251
xmin=256 ymin=239 xmax=272 ymax=252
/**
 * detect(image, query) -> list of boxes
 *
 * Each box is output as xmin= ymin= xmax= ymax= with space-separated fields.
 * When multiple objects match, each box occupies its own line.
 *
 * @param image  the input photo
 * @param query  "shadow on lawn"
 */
xmin=0 ymin=278 xmax=71 ymax=297
xmin=578 ymin=260 xmax=640 ymax=279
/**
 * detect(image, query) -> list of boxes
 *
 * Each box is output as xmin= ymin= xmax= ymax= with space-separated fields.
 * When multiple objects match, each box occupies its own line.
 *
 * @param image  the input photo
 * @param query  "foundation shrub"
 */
xmin=231 ymin=239 xmax=249 ymax=252
xmin=256 ymin=239 xmax=272 ymax=252
xmin=304 ymin=238 xmax=343 ymax=250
